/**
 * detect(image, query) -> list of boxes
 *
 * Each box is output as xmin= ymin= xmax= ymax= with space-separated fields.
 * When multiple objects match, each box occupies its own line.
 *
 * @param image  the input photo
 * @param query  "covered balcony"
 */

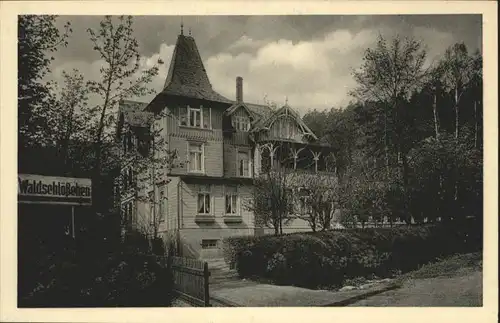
xmin=255 ymin=140 xmax=337 ymax=176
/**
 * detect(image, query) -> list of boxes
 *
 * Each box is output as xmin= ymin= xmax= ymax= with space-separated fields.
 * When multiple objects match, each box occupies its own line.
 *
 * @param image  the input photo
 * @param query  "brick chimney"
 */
xmin=236 ymin=76 xmax=243 ymax=103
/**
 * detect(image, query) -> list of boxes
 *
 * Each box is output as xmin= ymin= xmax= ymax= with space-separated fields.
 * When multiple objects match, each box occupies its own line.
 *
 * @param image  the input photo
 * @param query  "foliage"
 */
xmin=403 ymin=252 xmax=482 ymax=280
xmin=120 ymin=109 xmax=180 ymax=239
xmin=224 ymin=219 xmax=482 ymax=289
xmin=18 ymin=15 xmax=71 ymax=147
xmin=18 ymin=219 xmax=174 ymax=307
xmin=351 ymin=34 xmax=428 ymax=103
xmin=245 ymin=159 xmax=296 ymax=235
xmin=86 ymin=15 xmax=163 ymax=186
xmin=303 ymin=37 xmax=483 ymax=227
xmin=49 ymin=69 xmax=94 ymax=169
xmin=303 ymin=106 xmax=359 ymax=178
xmin=437 ymin=43 xmax=479 ymax=139
xmin=407 ymin=133 xmax=483 ymax=223
xmin=294 ymin=174 xmax=339 ymax=232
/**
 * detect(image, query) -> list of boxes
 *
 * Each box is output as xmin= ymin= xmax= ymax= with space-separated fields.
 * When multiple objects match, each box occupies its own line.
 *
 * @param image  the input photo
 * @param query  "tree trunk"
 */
xmin=433 ymin=93 xmax=440 ymax=139
xmin=93 ymin=70 xmax=114 ymax=211
xmin=454 ymin=88 xmax=459 ymax=140
xmin=384 ymin=107 xmax=390 ymax=177
xmin=279 ymin=213 xmax=283 ymax=235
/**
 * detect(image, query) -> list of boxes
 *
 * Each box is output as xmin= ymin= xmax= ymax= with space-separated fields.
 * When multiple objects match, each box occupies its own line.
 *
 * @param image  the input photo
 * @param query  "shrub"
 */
xmin=19 ymin=229 xmax=174 ymax=307
xmin=225 ymin=220 xmax=481 ymax=289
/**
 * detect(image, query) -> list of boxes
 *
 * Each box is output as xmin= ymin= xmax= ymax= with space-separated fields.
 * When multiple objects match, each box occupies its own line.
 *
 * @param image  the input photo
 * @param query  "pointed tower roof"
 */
xmin=162 ymin=33 xmax=231 ymax=103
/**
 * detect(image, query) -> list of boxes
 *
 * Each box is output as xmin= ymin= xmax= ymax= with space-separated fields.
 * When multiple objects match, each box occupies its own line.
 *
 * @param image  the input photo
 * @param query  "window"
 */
xmin=201 ymin=239 xmax=218 ymax=249
xmin=225 ymin=185 xmax=238 ymax=215
xmin=295 ymin=188 xmax=311 ymax=214
xmin=237 ymin=151 xmax=250 ymax=177
xmin=179 ymin=105 xmax=211 ymax=129
xmin=189 ymin=107 xmax=201 ymax=127
xmin=188 ymin=142 xmax=204 ymax=172
xmin=202 ymin=106 xmax=210 ymax=129
xmin=197 ymin=185 xmax=211 ymax=215
xmin=232 ymin=116 xmax=250 ymax=131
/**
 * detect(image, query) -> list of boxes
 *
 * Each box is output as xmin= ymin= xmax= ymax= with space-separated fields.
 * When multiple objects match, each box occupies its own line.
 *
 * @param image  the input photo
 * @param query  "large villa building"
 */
xmin=116 ymin=27 xmax=338 ymax=259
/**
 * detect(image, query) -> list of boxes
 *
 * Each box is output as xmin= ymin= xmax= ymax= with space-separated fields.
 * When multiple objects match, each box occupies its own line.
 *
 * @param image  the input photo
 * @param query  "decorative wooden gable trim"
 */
xmin=224 ymin=102 xmax=254 ymax=120
xmin=260 ymin=104 xmax=318 ymax=140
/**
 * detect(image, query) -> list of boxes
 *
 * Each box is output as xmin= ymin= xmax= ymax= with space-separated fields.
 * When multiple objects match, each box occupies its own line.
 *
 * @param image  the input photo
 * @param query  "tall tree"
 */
xmin=51 ymin=69 xmax=92 ymax=170
xmin=438 ymin=42 xmax=476 ymax=140
xmin=351 ymin=35 xmax=428 ymax=178
xmin=18 ymin=15 xmax=71 ymax=147
xmin=86 ymin=15 xmax=162 ymax=187
xmin=469 ymin=50 xmax=483 ymax=149
xmin=350 ymin=35 xmax=429 ymax=223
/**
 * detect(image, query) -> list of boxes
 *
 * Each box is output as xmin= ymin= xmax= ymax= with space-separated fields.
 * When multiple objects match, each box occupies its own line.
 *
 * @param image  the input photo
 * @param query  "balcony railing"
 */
xmin=259 ymin=166 xmax=335 ymax=176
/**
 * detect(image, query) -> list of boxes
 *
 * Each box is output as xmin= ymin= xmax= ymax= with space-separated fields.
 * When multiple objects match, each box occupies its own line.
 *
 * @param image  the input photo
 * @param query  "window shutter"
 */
xmin=200 ymin=105 xmax=204 ymax=128
xmin=209 ymin=107 xmax=212 ymax=129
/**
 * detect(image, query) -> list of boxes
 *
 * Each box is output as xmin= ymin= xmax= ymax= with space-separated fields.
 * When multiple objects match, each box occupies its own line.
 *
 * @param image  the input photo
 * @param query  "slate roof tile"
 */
xmin=162 ymin=34 xmax=231 ymax=103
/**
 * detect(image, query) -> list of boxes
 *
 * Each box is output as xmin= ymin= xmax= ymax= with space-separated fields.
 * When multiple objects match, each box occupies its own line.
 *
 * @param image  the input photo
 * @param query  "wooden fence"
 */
xmin=170 ymin=256 xmax=211 ymax=307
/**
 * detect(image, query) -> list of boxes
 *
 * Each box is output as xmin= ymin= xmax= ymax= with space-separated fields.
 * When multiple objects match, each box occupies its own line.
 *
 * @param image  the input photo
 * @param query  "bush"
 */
xmin=225 ymin=220 xmax=481 ymax=289
xmin=19 ymin=229 xmax=174 ymax=307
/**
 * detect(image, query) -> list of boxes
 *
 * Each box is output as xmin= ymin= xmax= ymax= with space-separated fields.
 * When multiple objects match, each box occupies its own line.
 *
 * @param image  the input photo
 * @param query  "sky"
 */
xmin=50 ymin=15 xmax=482 ymax=115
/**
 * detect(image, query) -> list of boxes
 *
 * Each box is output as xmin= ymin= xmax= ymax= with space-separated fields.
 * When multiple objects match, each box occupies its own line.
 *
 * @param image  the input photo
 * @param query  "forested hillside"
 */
xmin=303 ymin=37 xmax=483 ymax=227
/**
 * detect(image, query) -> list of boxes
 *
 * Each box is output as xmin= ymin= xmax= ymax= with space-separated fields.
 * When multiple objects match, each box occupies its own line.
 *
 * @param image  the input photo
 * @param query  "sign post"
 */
xmin=18 ymin=174 xmax=92 ymax=238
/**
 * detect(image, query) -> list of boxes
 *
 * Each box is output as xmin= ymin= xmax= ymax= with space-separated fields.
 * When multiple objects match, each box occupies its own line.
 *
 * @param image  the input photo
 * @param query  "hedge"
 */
xmin=18 ymin=230 xmax=174 ymax=307
xmin=222 ymin=219 xmax=482 ymax=289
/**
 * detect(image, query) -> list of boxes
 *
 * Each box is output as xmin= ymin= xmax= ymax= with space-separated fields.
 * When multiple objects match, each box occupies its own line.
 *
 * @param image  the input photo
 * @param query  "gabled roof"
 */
xmin=118 ymin=100 xmax=153 ymax=127
xmin=224 ymin=102 xmax=255 ymax=120
xmin=250 ymin=104 xmax=318 ymax=140
xmin=245 ymin=102 xmax=274 ymax=121
xmin=162 ymin=34 xmax=231 ymax=103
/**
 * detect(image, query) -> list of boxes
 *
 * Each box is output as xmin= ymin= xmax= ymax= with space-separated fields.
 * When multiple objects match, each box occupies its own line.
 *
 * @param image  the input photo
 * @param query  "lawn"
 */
xmin=399 ymin=252 xmax=482 ymax=280
xmin=350 ymin=252 xmax=483 ymax=307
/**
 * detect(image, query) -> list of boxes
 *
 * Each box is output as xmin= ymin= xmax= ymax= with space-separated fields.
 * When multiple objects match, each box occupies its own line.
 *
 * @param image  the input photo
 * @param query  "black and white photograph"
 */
xmin=1 ymin=1 xmax=497 ymax=322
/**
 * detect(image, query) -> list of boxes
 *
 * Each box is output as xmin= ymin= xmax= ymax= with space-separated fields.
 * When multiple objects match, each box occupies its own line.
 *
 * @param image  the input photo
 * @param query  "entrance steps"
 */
xmin=205 ymin=258 xmax=240 ymax=284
